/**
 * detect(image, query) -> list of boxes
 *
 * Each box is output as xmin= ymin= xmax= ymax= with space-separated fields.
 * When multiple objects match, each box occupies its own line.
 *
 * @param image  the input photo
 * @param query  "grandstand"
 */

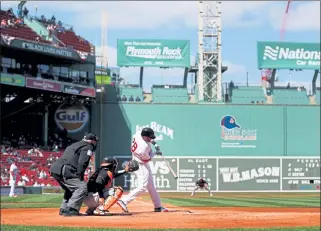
xmin=0 ymin=3 xmax=96 ymax=187
xmin=0 ymin=7 xmax=94 ymax=54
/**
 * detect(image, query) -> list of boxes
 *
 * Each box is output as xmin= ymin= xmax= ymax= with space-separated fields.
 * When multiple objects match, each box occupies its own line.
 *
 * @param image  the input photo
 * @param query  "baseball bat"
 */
xmin=152 ymin=141 xmax=178 ymax=180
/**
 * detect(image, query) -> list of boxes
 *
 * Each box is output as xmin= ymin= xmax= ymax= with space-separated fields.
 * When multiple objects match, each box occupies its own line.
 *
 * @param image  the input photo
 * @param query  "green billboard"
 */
xmin=91 ymin=104 xmax=320 ymax=157
xmin=257 ymin=41 xmax=320 ymax=69
xmin=95 ymin=68 xmax=111 ymax=84
xmin=117 ymin=39 xmax=190 ymax=67
xmin=95 ymin=75 xmax=111 ymax=84
xmin=1 ymin=74 xmax=25 ymax=87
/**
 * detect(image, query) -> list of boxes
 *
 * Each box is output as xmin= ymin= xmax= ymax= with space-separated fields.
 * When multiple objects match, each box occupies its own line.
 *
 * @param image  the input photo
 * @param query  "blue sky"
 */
xmin=3 ymin=1 xmax=320 ymax=90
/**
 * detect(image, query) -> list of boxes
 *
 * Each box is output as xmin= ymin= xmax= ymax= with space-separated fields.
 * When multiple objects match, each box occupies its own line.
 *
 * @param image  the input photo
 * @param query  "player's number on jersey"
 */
xmin=131 ymin=138 xmax=138 ymax=152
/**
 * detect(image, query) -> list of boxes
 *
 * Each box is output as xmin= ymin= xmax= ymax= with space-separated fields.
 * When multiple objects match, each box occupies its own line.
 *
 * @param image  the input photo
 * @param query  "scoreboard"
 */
xmin=114 ymin=156 xmax=320 ymax=192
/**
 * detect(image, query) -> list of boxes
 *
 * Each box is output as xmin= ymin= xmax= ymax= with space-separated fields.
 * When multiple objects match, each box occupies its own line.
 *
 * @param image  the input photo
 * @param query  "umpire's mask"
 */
xmin=83 ymin=132 xmax=99 ymax=150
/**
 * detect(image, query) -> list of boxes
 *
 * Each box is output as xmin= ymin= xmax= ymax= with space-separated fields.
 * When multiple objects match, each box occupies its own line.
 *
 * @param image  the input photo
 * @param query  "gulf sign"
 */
xmin=54 ymin=104 xmax=89 ymax=134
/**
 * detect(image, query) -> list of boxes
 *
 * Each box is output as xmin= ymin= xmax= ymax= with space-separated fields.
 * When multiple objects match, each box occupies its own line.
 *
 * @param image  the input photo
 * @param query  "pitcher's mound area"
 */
xmin=1 ymin=201 xmax=320 ymax=229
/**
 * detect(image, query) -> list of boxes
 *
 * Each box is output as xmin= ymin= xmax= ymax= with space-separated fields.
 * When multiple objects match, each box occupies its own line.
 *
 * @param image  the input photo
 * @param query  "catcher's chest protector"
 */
xmin=104 ymin=171 xmax=114 ymax=188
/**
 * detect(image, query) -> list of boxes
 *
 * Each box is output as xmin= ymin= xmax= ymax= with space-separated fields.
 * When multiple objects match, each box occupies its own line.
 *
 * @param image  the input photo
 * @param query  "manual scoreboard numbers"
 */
xmin=282 ymin=158 xmax=320 ymax=190
xmin=178 ymin=158 xmax=217 ymax=191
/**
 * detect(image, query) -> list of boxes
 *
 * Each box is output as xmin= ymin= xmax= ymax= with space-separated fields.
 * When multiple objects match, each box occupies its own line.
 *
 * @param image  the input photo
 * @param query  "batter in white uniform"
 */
xmin=117 ymin=127 xmax=168 ymax=213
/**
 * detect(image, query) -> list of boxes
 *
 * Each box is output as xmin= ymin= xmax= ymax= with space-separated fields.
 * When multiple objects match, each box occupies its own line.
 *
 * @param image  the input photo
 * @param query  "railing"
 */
xmin=1 ymin=33 xmax=50 ymax=47
xmin=29 ymin=15 xmax=73 ymax=31
xmin=51 ymin=34 xmax=65 ymax=47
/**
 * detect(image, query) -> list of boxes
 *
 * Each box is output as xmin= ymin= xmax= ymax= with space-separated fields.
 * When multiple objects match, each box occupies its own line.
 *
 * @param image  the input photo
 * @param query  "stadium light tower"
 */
xmin=100 ymin=11 xmax=108 ymax=68
xmin=197 ymin=1 xmax=222 ymax=102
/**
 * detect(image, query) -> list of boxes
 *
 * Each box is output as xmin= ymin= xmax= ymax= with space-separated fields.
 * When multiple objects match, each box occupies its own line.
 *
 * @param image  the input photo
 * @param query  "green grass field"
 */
xmin=1 ymin=192 xmax=320 ymax=231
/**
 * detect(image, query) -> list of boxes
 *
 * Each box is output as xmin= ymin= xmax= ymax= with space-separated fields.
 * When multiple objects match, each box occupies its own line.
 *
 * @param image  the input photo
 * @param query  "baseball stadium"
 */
xmin=0 ymin=1 xmax=320 ymax=231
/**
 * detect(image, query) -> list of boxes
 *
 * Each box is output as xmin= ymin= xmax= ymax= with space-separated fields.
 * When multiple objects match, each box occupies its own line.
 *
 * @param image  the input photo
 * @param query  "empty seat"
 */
xmin=273 ymin=89 xmax=309 ymax=105
xmin=152 ymin=87 xmax=189 ymax=103
xmin=118 ymin=86 xmax=144 ymax=102
xmin=231 ymin=87 xmax=266 ymax=104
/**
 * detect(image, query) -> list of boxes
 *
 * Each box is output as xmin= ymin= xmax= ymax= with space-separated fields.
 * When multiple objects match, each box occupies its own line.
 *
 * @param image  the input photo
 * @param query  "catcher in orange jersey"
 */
xmin=82 ymin=157 xmax=139 ymax=215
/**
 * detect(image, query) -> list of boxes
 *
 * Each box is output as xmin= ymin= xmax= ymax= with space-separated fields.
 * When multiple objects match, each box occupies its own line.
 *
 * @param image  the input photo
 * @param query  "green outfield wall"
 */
xmin=91 ymin=104 xmax=320 ymax=158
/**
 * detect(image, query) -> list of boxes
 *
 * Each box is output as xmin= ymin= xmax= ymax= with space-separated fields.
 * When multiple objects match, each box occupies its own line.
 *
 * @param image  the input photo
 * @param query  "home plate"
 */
xmin=182 ymin=212 xmax=203 ymax=215
xmin=177 ymin=210 xmax=203 ymax=215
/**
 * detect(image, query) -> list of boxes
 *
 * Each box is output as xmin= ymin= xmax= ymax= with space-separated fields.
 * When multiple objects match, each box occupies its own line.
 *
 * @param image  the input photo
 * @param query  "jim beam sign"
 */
xmin=114 ymin=157 xmax=178 ymax=191
xmin=135 ymin=122 xmax=174 ymax=141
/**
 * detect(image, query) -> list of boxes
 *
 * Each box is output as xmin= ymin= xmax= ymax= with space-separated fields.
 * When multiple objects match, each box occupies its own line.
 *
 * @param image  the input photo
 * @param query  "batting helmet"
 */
xmin=141 ymin=127 xmax=156 ymax=139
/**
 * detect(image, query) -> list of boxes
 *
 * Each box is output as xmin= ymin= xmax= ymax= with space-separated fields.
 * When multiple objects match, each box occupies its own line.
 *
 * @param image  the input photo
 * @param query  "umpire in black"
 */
xmin=50 ymin=132 xmax=99 ymax=216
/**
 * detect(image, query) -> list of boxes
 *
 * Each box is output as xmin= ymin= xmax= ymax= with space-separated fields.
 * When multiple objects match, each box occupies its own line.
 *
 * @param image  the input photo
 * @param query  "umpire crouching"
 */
xmin=50 ymin=132 xmax=99 ymax=216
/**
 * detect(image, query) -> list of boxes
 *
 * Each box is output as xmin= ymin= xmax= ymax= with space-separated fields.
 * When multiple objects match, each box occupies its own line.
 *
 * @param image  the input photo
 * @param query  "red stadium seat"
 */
xmin=36 ymin=20 xmax=92 ymax=53
xmin=0 ymin=10 xmax=49 ymax=44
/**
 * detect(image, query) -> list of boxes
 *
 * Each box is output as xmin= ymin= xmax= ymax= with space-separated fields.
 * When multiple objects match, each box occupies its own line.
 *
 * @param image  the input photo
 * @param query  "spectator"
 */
xmin=7 ymin=19 xmax=13 ymax=27
xmin=129 ymin=95 xmax=134 ymax=102
xmin=18 ymin=135 xmax=26 ymax=146
xmin=30 ymin=163 xmax=37 ymax=171
xmin=1 ymin=171 xmax=9 ymax=181
xmin=1 ymin=145 xmax=7 ymax=154
xmin=51 ymin=15 xmax=56 ymax=24
xmin=135 ymin=96 xmax=141 ymax=102
xmin=122 ymin=95 xmax=127 ymax=101
xmin=23 ymin=7 xmax=29 ymax=17
xmin=16 ymin=18 xmax=23 ymax=26
xmin=17 ymin=179 xmax=25 ymax=186
xmin=52 ymin=143 xmax=59 ymax=152
xmin=287 ymin=82 xmax=291 ymax=89
xmin=7 ymin=8 xmax=14 ymax=17
xmin=33 ymin=181 xmax=39 ymax=187
xmin=27 ymin=147 xmax=43 ymax=157
xmin=1 ymin=19 xmax=7 ymax=28
xmin=229 ymin=81 xmax=235 ymax=89
xmin=40 ymin=15 xmax=46 ymax=22
xmin=39 ymin=170 xmax=45 ymax=179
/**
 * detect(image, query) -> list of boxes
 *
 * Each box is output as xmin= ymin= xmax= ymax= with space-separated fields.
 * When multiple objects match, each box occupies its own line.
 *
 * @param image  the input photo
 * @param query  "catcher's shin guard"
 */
xmin=103 ymin=186 xmax=124 ymax=211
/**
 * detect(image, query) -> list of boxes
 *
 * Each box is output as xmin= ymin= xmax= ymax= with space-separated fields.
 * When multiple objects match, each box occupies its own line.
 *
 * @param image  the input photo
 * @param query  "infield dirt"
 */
xmin=1 ymin=200 xmax=320 ymax=229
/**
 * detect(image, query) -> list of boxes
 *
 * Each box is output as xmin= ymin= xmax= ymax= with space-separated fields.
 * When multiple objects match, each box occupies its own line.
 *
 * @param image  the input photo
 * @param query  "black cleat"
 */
xmin=59 ymin=208 xmax=66 ymax=216
xmin=63 ymin=207 xmax=80 ymax=216
xmin=154 ymin=206 xmax=169 ymax=212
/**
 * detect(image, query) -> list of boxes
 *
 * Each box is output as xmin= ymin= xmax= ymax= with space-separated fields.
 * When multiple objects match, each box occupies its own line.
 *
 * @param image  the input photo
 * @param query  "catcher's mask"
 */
xmin=100 ymin=156 xmax=118 ymax=173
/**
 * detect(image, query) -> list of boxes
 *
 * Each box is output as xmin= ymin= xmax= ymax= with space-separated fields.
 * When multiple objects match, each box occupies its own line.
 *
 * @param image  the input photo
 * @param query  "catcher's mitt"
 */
xmin=125 ymin=159 xmax=139 ymax=172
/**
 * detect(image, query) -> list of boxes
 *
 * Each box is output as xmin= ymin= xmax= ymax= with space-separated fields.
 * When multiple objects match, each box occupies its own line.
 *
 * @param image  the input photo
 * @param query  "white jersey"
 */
xmin=10 ymin=163 xmax=18 ymax=181
xmin=131 ymin=132 xmax=155 ymax=164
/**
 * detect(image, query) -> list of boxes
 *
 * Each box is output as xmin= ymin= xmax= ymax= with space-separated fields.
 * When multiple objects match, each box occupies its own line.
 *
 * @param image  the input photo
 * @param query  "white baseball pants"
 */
xmin=121 ymin=162 xmax=161 ymax=208
xmin=9 ymin=180 xmax=16 ymax=196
